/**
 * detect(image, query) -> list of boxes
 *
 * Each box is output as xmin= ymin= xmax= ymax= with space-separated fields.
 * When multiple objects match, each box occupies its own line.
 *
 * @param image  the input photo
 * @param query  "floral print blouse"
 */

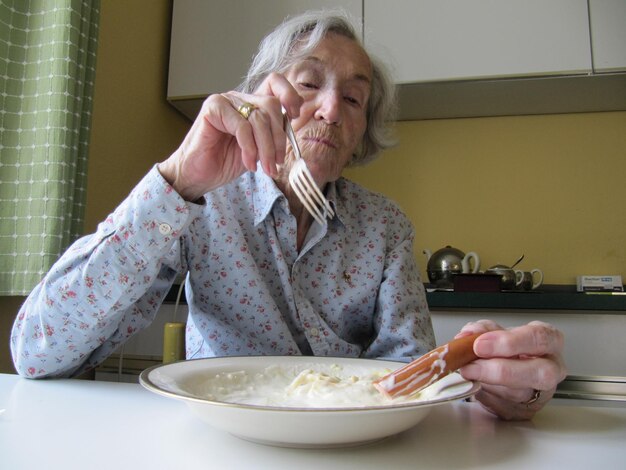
xmin=11 ymin=166 xmax=435 ymax=378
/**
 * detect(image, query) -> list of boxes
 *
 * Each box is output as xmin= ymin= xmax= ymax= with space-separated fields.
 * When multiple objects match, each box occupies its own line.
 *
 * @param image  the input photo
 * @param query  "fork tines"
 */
xmin=289 ymin=160 xmax=335 ymax=225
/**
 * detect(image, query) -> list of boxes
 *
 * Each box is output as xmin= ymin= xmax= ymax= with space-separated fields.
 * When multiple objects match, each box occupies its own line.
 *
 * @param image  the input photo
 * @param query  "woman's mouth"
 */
xmin=302 ymin=136 xmax=338 ymax=149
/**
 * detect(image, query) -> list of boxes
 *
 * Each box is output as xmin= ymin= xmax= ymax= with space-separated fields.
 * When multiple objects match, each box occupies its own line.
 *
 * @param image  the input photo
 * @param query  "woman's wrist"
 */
xmin=157 ymin=158 xmax=206 ymax=202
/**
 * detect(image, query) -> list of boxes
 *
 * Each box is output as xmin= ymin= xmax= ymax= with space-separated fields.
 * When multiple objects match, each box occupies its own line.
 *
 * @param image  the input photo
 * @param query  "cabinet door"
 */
xmin=589 ymin=0 xmax=626 ymax=72
xmin=168 ymin=0 xmax=362 ymax=101
xmin=364 ymin=0 xmax=592 ymax=84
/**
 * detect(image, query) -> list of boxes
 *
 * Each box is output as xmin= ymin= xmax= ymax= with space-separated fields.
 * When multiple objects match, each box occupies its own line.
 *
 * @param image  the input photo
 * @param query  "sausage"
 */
xmin=374 ymin=333 xmax=481 ymax=398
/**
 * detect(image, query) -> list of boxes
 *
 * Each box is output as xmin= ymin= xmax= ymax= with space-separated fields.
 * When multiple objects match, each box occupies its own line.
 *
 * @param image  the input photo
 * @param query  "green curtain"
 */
xmin=0 ymin=0 xmax=100 ymax=295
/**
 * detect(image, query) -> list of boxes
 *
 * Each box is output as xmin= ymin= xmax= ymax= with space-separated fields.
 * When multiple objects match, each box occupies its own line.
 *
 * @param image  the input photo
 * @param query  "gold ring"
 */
xmin=522 ymin=389 xmax=541 ymax=406
xmin=237 ymin=102 xmax=257 ymax=120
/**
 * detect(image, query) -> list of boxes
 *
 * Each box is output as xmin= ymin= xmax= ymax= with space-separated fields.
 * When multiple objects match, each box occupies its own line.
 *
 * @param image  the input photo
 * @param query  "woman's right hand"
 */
xmin=158 ymin=73 xmax=303 ymax=202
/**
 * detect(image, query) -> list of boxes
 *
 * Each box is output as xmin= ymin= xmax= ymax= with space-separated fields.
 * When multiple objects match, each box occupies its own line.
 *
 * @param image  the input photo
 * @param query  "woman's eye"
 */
xmin=299 ymin=82 xmax=318 ymax=89
xmin=345 ymin=96 xmax=361 ymax=106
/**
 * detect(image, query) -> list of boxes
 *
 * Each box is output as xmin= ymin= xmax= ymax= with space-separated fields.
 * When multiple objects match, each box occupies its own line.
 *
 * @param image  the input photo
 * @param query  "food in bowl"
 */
xmin=178 ymin=362 xmax=451 ymax=409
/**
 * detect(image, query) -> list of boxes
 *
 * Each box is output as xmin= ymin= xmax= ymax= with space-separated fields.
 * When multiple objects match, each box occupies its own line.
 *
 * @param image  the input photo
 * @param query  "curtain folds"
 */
xmin=0 ymin=0 xmax=100 ymax=294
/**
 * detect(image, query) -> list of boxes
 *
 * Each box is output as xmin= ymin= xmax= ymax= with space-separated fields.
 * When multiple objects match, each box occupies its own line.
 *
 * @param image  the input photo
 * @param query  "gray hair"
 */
xmin=238 ymin=10 xmax=397 ymax=166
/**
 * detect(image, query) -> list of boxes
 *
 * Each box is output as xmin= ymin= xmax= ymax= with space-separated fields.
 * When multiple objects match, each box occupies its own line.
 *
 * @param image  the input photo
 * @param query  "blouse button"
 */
xmin=158 ymin=223 xmax=172 ymax=235
xmin=309 ymin=327 xmax=320 ymax=337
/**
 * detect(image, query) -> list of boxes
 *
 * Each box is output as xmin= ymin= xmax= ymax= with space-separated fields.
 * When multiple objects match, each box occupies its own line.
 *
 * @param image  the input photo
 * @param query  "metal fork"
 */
xmin=282 ymin=107 xmax=335 ymax=225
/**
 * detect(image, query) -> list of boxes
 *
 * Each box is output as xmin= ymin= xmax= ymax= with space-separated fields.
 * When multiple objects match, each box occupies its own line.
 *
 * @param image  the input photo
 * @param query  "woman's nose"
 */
xmin=313 ymin=90 xmax=342 ymax=125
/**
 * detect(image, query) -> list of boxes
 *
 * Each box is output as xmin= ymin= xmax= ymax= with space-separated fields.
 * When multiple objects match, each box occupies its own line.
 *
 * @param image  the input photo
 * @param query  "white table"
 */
xmin=1 ymin=373 xmax=625 ymax=469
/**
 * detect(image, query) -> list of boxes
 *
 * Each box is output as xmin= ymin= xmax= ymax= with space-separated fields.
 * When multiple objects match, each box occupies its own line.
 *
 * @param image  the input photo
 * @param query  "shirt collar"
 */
xmin=251 ymin=168 xmax=283 ymax=226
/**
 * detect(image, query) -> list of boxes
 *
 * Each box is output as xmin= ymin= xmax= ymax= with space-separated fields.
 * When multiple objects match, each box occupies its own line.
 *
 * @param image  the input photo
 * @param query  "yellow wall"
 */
xmin=0 ymin=297 xmax=21 ymax=373
xmin=346 ymin=112 xmax=626 ymax=284
xmin=84 ymin=0 xmax=190 ymax=231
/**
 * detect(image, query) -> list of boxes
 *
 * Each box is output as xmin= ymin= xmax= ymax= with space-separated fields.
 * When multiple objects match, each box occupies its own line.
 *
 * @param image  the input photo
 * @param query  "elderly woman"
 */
xmin=11 ymin=10 xmax=565 ymax=420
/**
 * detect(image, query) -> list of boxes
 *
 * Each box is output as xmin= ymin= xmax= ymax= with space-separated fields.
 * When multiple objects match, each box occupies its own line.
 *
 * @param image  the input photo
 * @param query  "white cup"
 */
xmin=515 ymin=269 xmax=544 ymax=290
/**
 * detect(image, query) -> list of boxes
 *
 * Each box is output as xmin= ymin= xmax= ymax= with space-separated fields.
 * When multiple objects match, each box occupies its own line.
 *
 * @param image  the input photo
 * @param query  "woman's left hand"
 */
xmin=456 ymin=320 xmax=567 ymax=420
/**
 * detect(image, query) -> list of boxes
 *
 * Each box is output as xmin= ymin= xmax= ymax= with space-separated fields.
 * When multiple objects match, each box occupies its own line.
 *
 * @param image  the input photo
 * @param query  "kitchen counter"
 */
xmin=1 ymin=373 xmax=625 ymax=469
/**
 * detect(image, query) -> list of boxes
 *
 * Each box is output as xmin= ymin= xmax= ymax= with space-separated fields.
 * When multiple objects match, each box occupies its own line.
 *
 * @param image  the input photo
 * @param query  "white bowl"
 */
xmin=139 ymin=356 xmax=479 ymax=448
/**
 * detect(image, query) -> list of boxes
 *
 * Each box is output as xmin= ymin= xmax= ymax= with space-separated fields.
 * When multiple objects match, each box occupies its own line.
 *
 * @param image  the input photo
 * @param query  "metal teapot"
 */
xmin=485 ymin=264 xmax=521 ymax=290
xmin=423 ymin=246 xmax=481 ymax=287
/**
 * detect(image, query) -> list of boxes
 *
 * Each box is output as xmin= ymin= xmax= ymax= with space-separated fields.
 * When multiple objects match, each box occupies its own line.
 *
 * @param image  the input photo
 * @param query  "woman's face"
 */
xmin=284 ymin=33 xmax=372 ymax=185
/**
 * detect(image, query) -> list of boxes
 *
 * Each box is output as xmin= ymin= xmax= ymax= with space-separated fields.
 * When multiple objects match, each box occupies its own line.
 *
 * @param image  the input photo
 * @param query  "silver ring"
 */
xmin=522 ymin=389 xmax=541 ymax=406
xmin=237 ymin=102 xmax=257 ymax=120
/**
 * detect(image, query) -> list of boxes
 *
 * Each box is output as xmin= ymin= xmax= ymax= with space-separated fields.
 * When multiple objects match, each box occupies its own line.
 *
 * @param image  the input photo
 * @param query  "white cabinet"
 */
xmin=167 ymin=0 xmax=626 ymax=120
xmin=168 ymin=0 xmax=362 ymax=119
xmin=589 ymin=0 xmax=626 ymax=72
xmin=364 ymin=0 xmax=592 ymax=84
